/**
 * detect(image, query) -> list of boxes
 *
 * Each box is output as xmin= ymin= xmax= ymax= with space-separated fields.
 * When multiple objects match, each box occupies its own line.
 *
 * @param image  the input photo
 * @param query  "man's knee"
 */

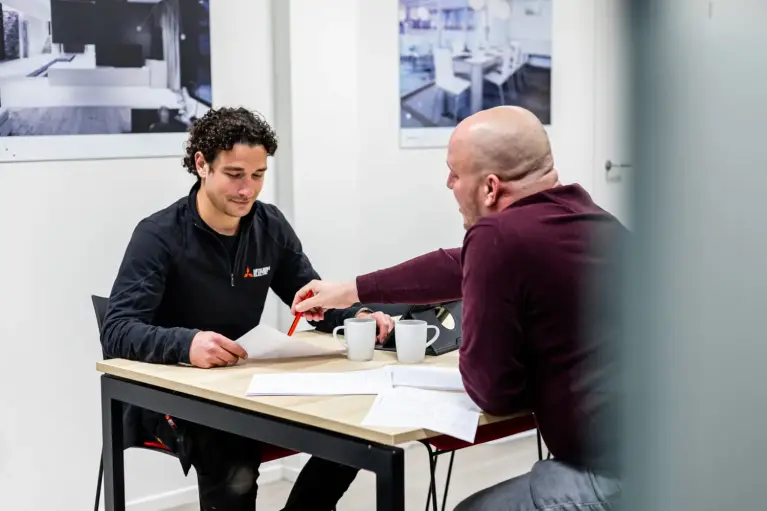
xmin=197 ymin=461 xmax=260 ymax=511
xmin=453 ymin=493 xmax=480 ymax=511
xmin=226 ymin=464 xmax=258 ymax=496
xmin=454 ymin=472 xmax=533 ymax=511
xmin=296 ymin=456 xmax=359 ymax=494
xmin=455 ymin=461 xmax=621 ymax=511
xmin=453 ymin=490 xmax=511 ymax=511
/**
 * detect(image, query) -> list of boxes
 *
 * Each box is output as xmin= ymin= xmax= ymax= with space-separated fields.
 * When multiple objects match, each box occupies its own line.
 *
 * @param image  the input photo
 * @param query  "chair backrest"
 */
xmin=434 ymin=47 xmax=455 ymax=86
xmin=510 ymin=42 xmax=523 ymax=68
xmin=500 ymin=44 xmax=513 ymax=76
xmin=91 ymin=295 xmax=108 ymax=334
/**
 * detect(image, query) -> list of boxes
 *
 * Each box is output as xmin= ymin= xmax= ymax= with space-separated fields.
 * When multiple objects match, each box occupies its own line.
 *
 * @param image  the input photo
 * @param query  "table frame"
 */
xmin=100 ymin=374 xmax=405 ymax=511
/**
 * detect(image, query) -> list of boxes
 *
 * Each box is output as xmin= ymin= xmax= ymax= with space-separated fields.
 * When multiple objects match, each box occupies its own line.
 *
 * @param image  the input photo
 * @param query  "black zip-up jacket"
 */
xmin=102 ymin=184 xmax=361 ymax=364
xmin=101 ymin=184 xmax=361 ymax=457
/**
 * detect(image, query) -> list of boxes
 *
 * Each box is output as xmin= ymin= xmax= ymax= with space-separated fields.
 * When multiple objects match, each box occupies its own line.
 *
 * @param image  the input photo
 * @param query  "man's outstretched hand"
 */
xmin=291 ymin=279 xmax=360 ymax=321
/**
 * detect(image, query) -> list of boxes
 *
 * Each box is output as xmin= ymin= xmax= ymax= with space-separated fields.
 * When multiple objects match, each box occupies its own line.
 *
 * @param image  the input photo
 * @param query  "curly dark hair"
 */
xmin=182 ymin=106 xmax=278 ymax=178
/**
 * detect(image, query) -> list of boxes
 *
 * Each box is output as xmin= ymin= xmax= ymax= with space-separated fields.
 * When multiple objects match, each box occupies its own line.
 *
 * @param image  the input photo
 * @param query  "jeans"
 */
xmin=454 ymin=460 xmax=621 ymax=511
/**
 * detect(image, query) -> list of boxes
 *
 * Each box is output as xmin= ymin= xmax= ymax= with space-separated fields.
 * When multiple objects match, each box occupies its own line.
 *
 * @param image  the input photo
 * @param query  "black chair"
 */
xmin=92 ymin=295 xmax=107 ymax=511
xmin=91 ymin=295 xmax=179 ymax=511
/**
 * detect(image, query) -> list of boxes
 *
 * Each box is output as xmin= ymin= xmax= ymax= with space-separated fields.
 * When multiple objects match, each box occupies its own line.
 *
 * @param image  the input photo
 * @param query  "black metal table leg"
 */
xmin=426 ymin=453 xmax=438 ymax=511
xmin=536 ymin=429 xmax=543 ymax=460
xmin=376 ymin=447 xmax=405 ymax=511
xmin=101 ymin=379 xmax=125 ymax=511
xmin=441 ymin=451 xmax=456 ymax=511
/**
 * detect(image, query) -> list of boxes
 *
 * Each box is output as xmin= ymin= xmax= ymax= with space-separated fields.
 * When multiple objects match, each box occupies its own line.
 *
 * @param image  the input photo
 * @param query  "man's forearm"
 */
xmin=102 ymin=317 xmax=197 ymax=364
xmin=355 ymin=248 xmax=463 ymax=304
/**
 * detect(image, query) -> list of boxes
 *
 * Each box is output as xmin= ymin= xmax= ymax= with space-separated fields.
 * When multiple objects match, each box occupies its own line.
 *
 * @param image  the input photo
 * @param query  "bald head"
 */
xmin=448 ymin=106 xmax=553 ymax=183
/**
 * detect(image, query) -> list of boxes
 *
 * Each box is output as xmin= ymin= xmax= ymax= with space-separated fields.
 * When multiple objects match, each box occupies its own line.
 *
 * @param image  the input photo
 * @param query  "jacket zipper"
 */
xmin=231 ymin=234 xmax=246 ymax=287
xmin=193 ymin=222 xmax=243 ymax=288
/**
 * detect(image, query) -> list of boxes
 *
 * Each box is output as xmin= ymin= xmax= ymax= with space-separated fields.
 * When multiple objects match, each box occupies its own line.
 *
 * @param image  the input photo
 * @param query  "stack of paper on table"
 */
xmin=362 ymin=387 xmax=481 ymax=443
xmin=236 ymin=324 xmax=345 ymax=360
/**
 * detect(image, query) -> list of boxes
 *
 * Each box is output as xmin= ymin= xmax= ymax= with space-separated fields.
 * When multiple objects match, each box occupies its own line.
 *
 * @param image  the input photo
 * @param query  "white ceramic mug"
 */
xmin=394 ymin=319 xmax=439 ymax=364
xmin=332 ymin=317 xmax=376 ymax=362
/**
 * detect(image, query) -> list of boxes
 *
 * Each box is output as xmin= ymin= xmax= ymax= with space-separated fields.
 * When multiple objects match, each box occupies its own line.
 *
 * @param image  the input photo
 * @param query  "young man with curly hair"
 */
xmin=101 ymin=107 xmax=394 ymax=510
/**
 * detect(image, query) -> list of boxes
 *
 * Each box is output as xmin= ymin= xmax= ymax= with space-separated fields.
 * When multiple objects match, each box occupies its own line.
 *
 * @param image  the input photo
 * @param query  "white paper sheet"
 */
xmin=388 ymin=366 xmax=465 ymax=392
xmin=246 ymin=368 xmax=391 ymax=396
xmin=362 ymin=387 xmax=481 ymax=442
xmin=236 ymin=324 xmax=345 ymax=360
xmin=245 ymin=364 xmax=470 ymax=398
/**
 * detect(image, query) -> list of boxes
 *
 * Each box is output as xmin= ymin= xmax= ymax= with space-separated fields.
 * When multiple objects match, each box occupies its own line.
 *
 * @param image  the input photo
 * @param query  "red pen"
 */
xmin=287 ymin=290 xmax=313 ymax=336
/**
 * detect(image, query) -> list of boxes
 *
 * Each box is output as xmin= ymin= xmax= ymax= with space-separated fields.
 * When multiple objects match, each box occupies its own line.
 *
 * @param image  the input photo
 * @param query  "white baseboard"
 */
xmin=123 ymin=461 xmax=283 ymax=511
xmin=262 ymin=461 xmax=287 ymax=484
xmin=281 ymin=453 xmax=310 ymax=483
xmin=282 ymin=465 xmax=303 ymax=483
xmin=126 ymin=485 xmax=199 ymax=511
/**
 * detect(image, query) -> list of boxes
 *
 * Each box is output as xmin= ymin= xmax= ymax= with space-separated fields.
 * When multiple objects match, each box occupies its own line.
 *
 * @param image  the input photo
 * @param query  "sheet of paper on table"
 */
xmin=246 ymin=365 xmax=465 ymax=397
xmin=246 ymin=368 xmax=392 ymax=396
xmin=361 ymin=386 xmax=481 ymax=443
xmin=388 ymin=366 xmax=465 ymax=392
xmin=236 ymin=324 xmax=345 ymax=360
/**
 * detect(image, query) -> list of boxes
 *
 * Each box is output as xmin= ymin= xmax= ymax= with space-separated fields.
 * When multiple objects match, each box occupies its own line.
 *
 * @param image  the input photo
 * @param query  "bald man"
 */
xmin=293 ymin=106 xmax=625 ymax=510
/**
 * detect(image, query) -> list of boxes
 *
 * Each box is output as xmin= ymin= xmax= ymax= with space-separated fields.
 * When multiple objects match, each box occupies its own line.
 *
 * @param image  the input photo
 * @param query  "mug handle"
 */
xmin=332 ymin=326 xmax=348 ymax=348
xmin=425 ymin=325 xmax=440 ymax=347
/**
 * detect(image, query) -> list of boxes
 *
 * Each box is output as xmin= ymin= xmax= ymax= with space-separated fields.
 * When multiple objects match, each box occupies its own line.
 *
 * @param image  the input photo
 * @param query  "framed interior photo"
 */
xmin=0 ymin=0 xmax=212 ymax=162
xmin=398 ymin=0 xmax=552 ymax=148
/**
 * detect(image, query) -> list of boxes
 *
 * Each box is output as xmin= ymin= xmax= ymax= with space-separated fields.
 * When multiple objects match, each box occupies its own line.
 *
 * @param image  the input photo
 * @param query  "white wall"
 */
xmin=287 ymin=0 xmax=364 ymax=281
xmin=0 ymin=1 xmax=279 ymax=510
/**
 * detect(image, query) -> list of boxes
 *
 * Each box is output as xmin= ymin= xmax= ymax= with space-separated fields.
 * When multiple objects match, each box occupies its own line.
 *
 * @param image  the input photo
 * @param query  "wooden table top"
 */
xmin=96 ymin=330 xmax=515 ymax=446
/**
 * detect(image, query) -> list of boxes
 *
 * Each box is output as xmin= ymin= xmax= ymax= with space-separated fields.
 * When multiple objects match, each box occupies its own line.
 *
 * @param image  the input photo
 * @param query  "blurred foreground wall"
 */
xmin=620 ymin=1 xmax=767 ymax=509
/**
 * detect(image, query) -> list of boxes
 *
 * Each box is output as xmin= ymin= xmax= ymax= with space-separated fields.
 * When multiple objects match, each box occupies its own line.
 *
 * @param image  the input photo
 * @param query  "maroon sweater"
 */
xmin=357 ymin=184 xmax=625 ymax=470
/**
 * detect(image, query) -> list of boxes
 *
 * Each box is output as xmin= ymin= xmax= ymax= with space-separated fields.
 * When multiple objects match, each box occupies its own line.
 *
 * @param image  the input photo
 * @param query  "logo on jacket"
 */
xmin=244 ymin=266 xmax=270 ymax=278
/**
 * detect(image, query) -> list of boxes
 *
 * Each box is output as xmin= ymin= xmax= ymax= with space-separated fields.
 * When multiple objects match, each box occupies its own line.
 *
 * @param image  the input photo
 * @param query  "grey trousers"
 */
xmin=454 ymin=460 xmax=621 ymax=511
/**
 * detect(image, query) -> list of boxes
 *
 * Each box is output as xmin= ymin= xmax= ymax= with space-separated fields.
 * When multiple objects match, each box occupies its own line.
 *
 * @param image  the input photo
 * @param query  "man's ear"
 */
xmin=484 ymin=174 xmax=501 ymax=206
xmin=194 ymin=151 xmax=209 ymax=179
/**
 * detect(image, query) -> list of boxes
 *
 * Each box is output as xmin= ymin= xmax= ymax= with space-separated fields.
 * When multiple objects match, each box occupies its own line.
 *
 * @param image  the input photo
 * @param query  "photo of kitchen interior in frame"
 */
xmin=399 ymin=0 xmax=552 ymax=148
xmin=0 ymin=0 xmax=212 ymax=158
